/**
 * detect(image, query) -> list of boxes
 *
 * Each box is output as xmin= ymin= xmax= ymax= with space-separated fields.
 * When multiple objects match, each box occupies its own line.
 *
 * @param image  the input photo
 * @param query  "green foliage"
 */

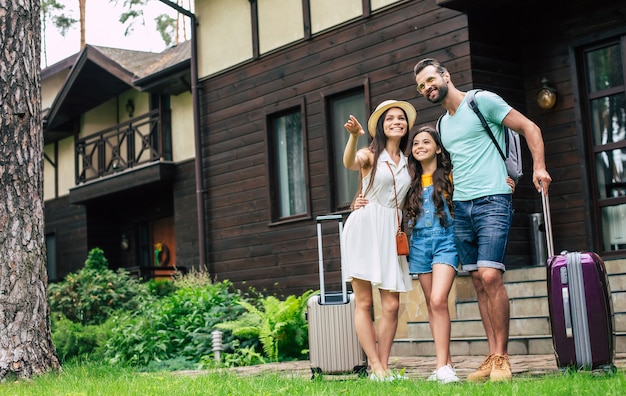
xmin=172 ymin=268 xmax=214 ymax=289
xmin=48 ymin=247 xmax=315 ymax=369
xmin=155 ymin=14 xmax=176 ymax=47
xmin=51 ymin=314 xmax=114 ymax=363
xmin=42 ymin=0 xmax=77 ymax=37
xmin=2 ymin=359 xmax=626 ymax=395
xmin=104 ymin=280 xmax=246 ymax=366
xmin=48 ymin=248 xmax=149 ymax=325
xmin=217 ymin=290 xmax=315 ymax=362
xmin=145 ymin=278 xmax=178 ymax=298
xmin=137 ymin=356 xmax=199 ymax=372
xmin=198 ymin=340 xmax=266 ymax=369
xmin=84 ymin=247 xmax=109 ymax=271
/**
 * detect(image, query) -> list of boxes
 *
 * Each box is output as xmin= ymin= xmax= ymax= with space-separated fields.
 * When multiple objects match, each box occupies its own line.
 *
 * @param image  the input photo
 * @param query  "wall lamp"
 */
xmin=125 ymin=99 xmax=135 ymax=118
xmin=536 ymin=77 xmax=557 ymax=110
xmin=121 ymin=234 xmax=130 ymax=251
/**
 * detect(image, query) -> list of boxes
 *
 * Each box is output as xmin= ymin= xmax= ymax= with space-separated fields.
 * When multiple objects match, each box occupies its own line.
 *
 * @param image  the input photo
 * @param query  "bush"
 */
xmin=104 ymin=280 xmax=246 ymax=366
xmin=216 ymin=290 xmax=315 ymax=362
xmin=145 ymin=278 xmax=178 ymax=298
xmin=48 ymin=248 xmax=149 ymax=326
xmin=51 ymin=313 xmax=114 ymax=363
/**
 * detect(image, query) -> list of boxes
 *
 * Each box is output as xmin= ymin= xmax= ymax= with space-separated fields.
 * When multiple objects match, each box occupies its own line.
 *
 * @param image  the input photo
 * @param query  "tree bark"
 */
xmin=79 ymin=0 xmax=86 ymax=48
xmin=0 ymin=0 xmax=61 ymax=379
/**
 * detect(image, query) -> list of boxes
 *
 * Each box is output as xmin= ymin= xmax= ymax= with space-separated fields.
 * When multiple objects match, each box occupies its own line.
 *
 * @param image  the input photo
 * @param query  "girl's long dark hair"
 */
xmin=361 ymin=108 xmax=410 ymax=196
xmin=405 ymin=126 xmax=454 ymax=227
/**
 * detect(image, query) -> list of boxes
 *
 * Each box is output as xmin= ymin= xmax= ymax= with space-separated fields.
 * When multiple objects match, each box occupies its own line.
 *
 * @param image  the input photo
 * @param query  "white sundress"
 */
xmin=341 ymin=150 xmax=413 ymax=292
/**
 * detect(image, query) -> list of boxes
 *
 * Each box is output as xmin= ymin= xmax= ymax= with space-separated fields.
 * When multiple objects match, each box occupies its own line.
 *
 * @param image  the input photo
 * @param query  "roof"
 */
xmin=43 ymin=41 xmax=191 ymax=140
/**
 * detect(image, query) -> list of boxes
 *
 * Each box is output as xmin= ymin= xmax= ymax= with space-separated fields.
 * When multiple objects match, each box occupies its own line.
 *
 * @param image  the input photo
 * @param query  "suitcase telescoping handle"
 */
xmin=540 ymin=183 xmax=555 ymax=258
xmin=316 ymin=215 xmax=348 ymax=305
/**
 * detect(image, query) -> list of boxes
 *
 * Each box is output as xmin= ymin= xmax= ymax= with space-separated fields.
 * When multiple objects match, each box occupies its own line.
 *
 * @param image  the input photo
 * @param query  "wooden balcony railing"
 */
xmin=75 ymin=110 xmax=171 ymax=184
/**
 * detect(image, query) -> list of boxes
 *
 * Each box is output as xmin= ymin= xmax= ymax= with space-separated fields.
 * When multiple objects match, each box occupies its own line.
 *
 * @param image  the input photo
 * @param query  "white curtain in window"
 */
xmin=275 ymin=113 xmax=306 ymax=217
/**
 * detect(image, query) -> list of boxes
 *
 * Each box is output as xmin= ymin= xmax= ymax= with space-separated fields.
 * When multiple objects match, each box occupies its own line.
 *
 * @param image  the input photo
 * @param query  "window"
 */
xmin=328 ymin=90 xmax=367 ymax=210
xmin=268 ymin=107 xmax=309 ymax=221
xmin=582 ymin=39 xmax=626 ymax=252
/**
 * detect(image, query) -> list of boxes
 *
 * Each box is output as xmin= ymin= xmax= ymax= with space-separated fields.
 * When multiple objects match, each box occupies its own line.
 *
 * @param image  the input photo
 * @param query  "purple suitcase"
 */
xmin=542 ymin=190 xmax=616 ymax=371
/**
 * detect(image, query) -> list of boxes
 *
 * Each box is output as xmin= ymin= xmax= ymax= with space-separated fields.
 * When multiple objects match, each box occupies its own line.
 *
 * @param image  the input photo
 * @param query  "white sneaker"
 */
xmin=427 ymin=370 xmax=437 ymax=381
xmin=435 ymin=364 xmax=459 ymax=384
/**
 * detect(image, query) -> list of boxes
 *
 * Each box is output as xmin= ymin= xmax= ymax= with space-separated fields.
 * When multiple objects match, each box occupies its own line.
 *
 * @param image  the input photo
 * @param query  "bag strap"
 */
xmin=385 ymin=162 xmax=402 ymax=232
xmin=466 ymin=89 xmax=508 ymax=162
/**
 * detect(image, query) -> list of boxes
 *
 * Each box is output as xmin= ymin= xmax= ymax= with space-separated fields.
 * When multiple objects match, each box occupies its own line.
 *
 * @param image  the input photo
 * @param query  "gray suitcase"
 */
xmin=307 ymin=215 xmax=367 ymax=379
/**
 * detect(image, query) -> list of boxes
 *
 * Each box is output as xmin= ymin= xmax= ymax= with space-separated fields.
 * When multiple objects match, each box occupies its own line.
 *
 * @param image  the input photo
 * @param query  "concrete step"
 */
xmin=456 ymin=292 xmax=625 ymax=322
xmin=391 ymin=333 xmax=626 ymax=356
xmin=407 ymin=316 xmax=551 ymax=339
xmin=392 ymin=259 xmax=626 ymax=357
xmin=392 ymin=334 xmax=555 ymax=356
xmin=456 ymin=295 xmax=550 ymax=320
xmin=613 ymin=291 xmax=626 ymax=312
xmin=609 ymin=273 xmax=626 ymax=290
xmin=456 ymin=268 xmax=623 ymax=303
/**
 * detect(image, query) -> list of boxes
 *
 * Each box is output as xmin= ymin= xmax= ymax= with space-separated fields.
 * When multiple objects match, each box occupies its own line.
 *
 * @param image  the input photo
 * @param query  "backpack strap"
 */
xmin=436 ymin=114 xmax=444 ymax=134
xmin=466 ymin=89 xmax=507 ymax=162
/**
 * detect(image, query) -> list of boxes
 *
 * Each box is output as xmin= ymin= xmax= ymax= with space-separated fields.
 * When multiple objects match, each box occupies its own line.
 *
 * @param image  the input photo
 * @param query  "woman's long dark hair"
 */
xmin=361 ymin=108 xmax=410 ymax=196
xmin=405 ymin=126 xmax=454 ymax=227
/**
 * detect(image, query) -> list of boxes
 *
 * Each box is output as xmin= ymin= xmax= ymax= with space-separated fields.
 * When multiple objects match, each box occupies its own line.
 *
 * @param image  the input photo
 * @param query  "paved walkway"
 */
xmin=222 ymin=353 xmax=626 ymax=379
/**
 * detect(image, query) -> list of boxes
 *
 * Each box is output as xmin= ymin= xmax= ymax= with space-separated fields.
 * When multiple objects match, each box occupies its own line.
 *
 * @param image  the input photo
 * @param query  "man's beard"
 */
xmin=427 ymin=84 xmax=448 ymax=104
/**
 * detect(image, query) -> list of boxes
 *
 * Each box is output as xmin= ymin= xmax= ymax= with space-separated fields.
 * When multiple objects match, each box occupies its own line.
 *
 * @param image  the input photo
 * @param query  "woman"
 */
xmin=341 ymin=100 xmax=416 ymax=380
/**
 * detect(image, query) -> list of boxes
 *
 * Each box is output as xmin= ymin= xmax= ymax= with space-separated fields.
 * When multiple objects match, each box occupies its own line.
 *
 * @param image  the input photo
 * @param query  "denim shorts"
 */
xmin=409 ymin=227 xmax=459 ymax=274
xmin=453 ymin=194 xmax=513 ymax=272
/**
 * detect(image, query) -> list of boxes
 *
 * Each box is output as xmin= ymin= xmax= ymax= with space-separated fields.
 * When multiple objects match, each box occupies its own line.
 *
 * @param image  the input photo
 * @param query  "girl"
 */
xmin=405 ymin=126 xmax=459 ymax=383
xmin=341 ymin=100 xmax=416 ymax=380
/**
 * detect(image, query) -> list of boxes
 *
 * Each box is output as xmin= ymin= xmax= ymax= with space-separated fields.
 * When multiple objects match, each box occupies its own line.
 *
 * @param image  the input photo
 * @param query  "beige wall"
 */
xmin=41 ymin=71 xmax=69 ymax=110
xmin=171 ymin=92 xmax=195 ymax=162
xmin=43 ymin=145 xmax=57 ymax=200
xmin=310 ymin=0 xmax=361 ymax=34
xmin=81 ymin=100 xmax=117 ymax=137
xmin=197 ymin=0 xmax=253 ymax=77
xmin=42 ymin=137 xmax=77 ymax=200
xmin=372 ymin=0 xmax=400 ymax=11
xmin=197 ymin=0 xmax=403 ymax=78
xmin=258 ymin=0 xmax=303 ymax=53
xmin=43 ymin=138 xmax=77 ymax=200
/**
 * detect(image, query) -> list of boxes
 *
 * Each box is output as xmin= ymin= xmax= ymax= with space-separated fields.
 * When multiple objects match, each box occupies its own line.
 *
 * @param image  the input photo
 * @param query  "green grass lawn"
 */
xmin=0 ymin=362 xmax=624 ymax=396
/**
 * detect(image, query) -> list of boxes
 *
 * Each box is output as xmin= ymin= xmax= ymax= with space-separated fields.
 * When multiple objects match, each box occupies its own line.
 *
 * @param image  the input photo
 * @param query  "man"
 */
xmin=413 ymin=58 xmax=552 ymax=382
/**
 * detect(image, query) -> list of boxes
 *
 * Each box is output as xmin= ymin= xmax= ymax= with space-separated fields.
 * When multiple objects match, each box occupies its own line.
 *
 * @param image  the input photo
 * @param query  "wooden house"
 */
xmin=43 ymin=0 xmax=626 ymax=295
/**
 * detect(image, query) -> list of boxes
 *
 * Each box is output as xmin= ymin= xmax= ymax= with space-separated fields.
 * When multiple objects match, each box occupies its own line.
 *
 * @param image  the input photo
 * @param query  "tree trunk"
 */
xmin=0 ymin=0 xmax=61 ymax=379
xmin=79 ymin=0 xmax=86 ymax=48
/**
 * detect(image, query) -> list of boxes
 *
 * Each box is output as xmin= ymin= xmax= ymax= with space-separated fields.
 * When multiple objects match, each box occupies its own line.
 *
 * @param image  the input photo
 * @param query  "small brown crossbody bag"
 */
xmin=387 ymin=162 xmax=409 ymax=256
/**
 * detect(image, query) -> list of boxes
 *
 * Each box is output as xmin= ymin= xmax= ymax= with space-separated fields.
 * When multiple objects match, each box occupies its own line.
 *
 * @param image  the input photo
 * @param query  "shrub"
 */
xmin=48 ymin=248 xmax=149 ymax=325
xmin=51 ymin=313 xmax=114 ymax=363
xmin=145 ymin=278 xmax=178 ymax=298
xmin=104 ymin=279 xmax=246 ymax=366
xmin=216 ymin=290 xmax=315 ymax=362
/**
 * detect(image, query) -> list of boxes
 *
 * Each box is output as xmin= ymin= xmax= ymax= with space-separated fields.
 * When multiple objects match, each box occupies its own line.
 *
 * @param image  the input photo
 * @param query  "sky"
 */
xmin=42 ymin=0 xmax=192 ymax=68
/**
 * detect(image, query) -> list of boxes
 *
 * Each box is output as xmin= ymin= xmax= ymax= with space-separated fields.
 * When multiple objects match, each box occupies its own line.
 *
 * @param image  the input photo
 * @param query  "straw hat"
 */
xmin=367 ymin=100 xmax=417 ymax=137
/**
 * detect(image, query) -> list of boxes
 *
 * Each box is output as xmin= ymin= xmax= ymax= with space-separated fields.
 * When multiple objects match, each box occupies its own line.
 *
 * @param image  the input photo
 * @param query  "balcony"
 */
xmin=69 ymin=110 xmax=175 ymax=204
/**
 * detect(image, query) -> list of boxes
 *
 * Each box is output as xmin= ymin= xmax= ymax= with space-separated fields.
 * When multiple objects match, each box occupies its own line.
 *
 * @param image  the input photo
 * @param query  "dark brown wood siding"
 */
xmin=173 ymin=159 xmax=200 ymax=270
xmin=44 ymin=196 xmax=88 ymax=280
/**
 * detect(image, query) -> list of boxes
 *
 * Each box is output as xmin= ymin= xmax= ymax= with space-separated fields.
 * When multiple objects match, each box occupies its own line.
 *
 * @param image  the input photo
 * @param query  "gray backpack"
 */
xmin=437 ymin=89 xmax=523 ymax=183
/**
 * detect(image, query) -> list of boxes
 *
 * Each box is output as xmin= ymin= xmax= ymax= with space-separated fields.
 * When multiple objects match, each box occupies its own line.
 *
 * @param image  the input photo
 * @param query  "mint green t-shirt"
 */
xmin=439 ymin=90 xmax=513 ymax=201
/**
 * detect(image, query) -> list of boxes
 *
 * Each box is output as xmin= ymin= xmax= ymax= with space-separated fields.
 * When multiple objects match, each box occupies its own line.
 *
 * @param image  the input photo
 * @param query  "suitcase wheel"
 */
xmin=311 ymin=367 xmax=322 ymax=380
